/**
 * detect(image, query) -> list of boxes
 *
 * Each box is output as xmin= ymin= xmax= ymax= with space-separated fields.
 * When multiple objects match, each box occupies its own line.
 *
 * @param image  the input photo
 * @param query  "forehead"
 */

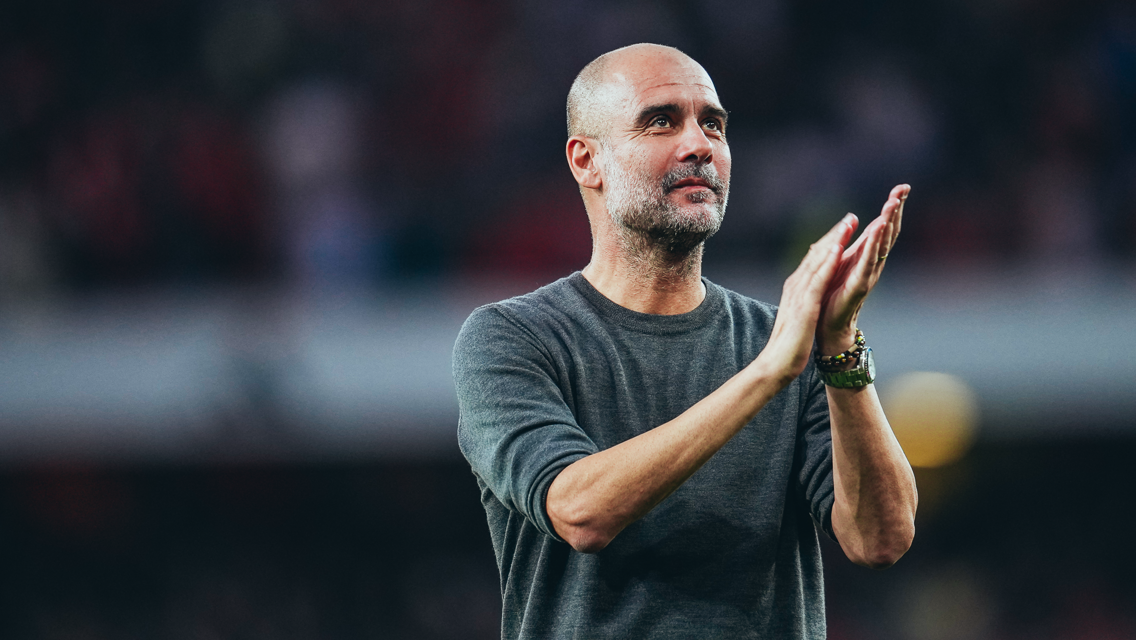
xmin=608 ymin=54 xmax=723 ymax=118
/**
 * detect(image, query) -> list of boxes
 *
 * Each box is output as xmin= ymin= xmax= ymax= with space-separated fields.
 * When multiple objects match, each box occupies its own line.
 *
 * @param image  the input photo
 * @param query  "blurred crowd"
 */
xmin=1 ymin=440 xmax=1132 ymax=640
xmin=2 ymin=2 xmax=1135 ymax=638
xmin=1 ymin=0 xmax=1134 ymax=296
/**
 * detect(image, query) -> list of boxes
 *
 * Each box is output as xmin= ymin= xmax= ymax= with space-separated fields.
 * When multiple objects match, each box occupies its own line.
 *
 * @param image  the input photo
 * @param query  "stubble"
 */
xmin=600 ymin=144 xmax=729 ymax=280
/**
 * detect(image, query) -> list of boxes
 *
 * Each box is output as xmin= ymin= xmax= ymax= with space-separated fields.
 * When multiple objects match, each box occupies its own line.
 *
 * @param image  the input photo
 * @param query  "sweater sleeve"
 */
xmin=453 ymin=305 xmax=598 ymax=541
xmin=796 ymin=363 xmax=836 ymax=540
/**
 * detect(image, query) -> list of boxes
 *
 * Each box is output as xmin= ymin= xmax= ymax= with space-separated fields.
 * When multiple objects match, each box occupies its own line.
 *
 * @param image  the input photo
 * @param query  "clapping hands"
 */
xmin=762 ymin=185 xmax=908 ymax=382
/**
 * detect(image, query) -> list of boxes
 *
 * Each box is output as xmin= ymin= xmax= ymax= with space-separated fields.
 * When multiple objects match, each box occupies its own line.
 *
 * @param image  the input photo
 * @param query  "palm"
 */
xmin=816 ymin=185 xmax=908 ymax=354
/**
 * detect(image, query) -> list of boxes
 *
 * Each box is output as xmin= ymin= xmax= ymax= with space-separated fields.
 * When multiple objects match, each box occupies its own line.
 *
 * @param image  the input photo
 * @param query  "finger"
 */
xmin=808 ymin=240 xmax=844 ymax=297
xmin=800 ymin=214 xmax=856 ymax=275
xmin=843 ymin=208 xmax=890 ymax=259
xmin=841 ymin=215 xmax=878 ymax=285
xmin=887 ymin=184 xmax=908 ymax=240
xmin=842 ymin=224 xmax=869 ymax=260
xmin=885 ymin=212 xmax=899 ymax=258
xmin=879 ymin=197 xmax=905 ymax=260
xmin=876 ymin=187 xmax=907 ymax=260
xmin=825 ymin=213 xmax=857 ymax=248
xmin=830 ymin=230 xmax=882 ymax=320
xmin=844 ymin=212 xmax=887 ymax=262
xmin=894 ymin=185 xmax=908 ymax=239
xmin=777 ymin=240 xmax=842 ymax=336
xmin=866 ymin=218 xmax=888 ymax=278
xmin=878 ymin=203 xmax=898 ymax=260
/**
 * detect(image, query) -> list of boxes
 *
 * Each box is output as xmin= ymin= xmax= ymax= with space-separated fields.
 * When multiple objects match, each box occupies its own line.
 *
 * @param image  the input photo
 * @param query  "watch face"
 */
xmin=865 ymin=348 xmax=876 ymax=381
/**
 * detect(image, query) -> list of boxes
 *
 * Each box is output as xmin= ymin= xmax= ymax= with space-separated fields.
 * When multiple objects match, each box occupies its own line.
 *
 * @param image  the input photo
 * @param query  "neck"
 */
xmin=582 ymin=229 xmax=707 ymax=315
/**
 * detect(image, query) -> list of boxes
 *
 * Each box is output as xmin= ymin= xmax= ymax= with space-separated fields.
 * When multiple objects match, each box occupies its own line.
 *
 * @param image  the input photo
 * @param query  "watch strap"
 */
xmin=819 ymin=347 xmax=875 ymax=388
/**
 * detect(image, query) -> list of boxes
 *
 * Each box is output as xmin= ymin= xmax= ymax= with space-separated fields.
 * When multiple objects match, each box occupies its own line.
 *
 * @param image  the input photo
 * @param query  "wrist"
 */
xmin=750 ymin=347 xmax=801 ymax=390
xmin=817 ymin=331 xmax=876 ymax=388
xmin=817 ymin=352 xmax=859 ymax=372
xmin=817 ymin=328 xmax=858 ymax=357
xmin=817 ymin=334 xmax=858 ymax=359
xmin=815 ymin=328 xmax=867 ymax=374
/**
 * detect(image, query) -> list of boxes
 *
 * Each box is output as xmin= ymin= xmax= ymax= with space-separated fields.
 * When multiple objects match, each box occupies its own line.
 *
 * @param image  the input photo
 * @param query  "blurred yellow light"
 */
xmin=880 ymin=372 xmax=979 ymax=468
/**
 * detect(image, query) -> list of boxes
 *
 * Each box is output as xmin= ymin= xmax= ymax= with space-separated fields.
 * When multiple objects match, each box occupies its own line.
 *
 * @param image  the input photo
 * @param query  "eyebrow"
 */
xmin=702 ymin=105 xmax=730 ymax=125
xmin=636 ymin=103 xmax=730 ymax=127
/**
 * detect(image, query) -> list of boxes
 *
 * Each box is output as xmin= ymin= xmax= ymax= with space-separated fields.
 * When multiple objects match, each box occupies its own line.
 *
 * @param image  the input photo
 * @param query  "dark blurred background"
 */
xmin=1 ymin=0 xmax=1134 ymax=638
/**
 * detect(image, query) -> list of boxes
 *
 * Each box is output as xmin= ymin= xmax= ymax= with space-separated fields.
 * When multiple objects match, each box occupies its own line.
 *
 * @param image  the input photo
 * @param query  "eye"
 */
xmin=703 ymin=119 xmax=723 ymax=132
xmin=650 ymin=115 xmax=671 ymax=128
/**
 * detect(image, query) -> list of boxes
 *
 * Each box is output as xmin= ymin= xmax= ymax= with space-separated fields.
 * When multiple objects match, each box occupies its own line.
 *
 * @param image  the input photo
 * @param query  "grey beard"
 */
xmin=616 ymin=225 xmax=706 ymax=280
xmin=606 ymin=162 xmax=729 ymax=262
xmin=615 ymin=196 xmax=722 ymax=255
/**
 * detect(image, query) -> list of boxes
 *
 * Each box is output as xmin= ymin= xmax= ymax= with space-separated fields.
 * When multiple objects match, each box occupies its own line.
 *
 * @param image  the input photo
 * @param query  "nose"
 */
xmin=675 ymin=118 xmax=713 ymax=165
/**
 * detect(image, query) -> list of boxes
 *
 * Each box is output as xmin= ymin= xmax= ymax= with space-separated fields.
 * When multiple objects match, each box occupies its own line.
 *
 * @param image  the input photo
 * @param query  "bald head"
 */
xmin=566 ymin=44 xmax=711 ymax=140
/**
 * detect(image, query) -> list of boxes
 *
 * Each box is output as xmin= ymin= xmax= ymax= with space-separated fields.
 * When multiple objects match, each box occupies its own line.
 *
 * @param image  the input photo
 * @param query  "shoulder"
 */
xmin=454 ymin=274 xmax=588 ymax=357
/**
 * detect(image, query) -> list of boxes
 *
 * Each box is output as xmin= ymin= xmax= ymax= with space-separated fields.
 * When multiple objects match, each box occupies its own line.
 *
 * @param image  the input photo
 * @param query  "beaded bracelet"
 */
xmin=815 ymin=329 xmax=866 ymax=372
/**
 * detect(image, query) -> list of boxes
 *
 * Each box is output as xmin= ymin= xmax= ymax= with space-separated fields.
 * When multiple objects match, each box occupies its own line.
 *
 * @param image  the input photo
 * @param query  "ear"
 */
xmin=566 ymin=135 xmax=603 ymax=190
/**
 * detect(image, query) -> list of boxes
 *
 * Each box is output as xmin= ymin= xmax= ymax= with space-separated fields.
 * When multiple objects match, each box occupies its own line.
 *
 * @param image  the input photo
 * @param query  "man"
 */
xmin=454 ymin=43 xmax=916 ymax=639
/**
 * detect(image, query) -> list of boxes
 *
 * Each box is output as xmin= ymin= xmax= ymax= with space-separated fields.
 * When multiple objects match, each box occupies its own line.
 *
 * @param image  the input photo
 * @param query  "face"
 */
xmin=598 ymin=51 xmax=732 ymax=252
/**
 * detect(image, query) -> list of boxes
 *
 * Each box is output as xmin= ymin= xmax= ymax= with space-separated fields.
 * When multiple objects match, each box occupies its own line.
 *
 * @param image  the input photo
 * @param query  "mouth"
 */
xmin=668 ymin=176 xmax=720 ymax=198
xmin=670 ymin=177 xmax=713 ymax=191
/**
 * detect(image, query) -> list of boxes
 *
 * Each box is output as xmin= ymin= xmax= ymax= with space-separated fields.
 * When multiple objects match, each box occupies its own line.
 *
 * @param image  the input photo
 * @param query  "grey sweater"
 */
xmin=454 ymin=272 xmax=835 ymax=639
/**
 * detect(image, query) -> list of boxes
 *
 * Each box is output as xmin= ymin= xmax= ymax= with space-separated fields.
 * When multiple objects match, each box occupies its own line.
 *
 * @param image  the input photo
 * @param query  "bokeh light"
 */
xmin=880 ymin=371 xmax=979 ymax=468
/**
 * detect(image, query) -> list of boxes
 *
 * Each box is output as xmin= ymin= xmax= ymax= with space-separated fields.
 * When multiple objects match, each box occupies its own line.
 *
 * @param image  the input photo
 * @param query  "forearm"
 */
xmin=828 ymin=384 xmax=917 ymax=568
xmin=548 ymin=216 xmax=851 ymax=553
xmin=547 ymin=353 xmax=791 ymax=553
